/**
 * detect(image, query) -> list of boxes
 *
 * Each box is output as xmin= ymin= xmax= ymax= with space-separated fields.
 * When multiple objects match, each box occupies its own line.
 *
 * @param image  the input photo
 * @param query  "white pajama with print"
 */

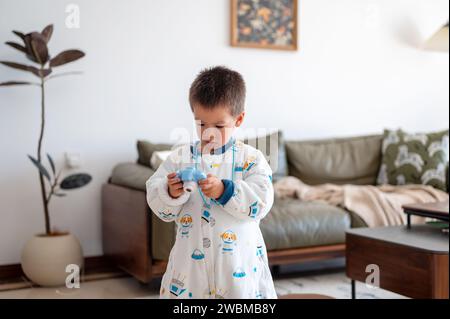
xmin=146 ymin=139 xmax=277 ymax=299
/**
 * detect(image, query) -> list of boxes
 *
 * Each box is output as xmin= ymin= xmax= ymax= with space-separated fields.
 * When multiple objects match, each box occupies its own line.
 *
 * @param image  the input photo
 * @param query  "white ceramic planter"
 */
xmin=21 ymin=233 xmax=84 ymax=287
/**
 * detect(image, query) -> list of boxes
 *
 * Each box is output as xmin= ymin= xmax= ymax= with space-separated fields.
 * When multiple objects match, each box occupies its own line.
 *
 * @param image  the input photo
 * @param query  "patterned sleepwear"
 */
xmin=146 ymin=138 xmax=277 ymax=299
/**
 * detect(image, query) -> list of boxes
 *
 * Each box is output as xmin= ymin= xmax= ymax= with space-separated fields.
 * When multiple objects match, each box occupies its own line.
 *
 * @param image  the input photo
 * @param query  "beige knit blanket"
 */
xmin=273 ymin=176 xmax=449 ymax=227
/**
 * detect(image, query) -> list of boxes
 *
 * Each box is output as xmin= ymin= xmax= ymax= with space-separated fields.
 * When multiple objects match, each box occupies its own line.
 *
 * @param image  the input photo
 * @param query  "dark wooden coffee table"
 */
xmin=346 ymin=223 xmax=449 ymax=299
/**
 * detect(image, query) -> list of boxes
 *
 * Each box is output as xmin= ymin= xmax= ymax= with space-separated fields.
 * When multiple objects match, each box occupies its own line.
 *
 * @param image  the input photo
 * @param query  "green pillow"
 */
xmin=136 ymin=140 xmax=172 ymax=167
xmin=376 ymin=129 xmax=449 ymax=191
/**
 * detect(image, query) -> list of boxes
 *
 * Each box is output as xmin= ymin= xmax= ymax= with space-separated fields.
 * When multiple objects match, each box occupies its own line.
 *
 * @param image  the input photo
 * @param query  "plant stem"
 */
xmin=46 ymin=169 xmax=62 ymax=204
xmin=38 ymin=75 xmax=51 ymax=235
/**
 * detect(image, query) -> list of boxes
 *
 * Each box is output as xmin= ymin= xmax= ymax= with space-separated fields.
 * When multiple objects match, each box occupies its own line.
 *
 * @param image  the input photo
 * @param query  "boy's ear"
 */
xmin=235 ymin=112 xmax=245 ymax=127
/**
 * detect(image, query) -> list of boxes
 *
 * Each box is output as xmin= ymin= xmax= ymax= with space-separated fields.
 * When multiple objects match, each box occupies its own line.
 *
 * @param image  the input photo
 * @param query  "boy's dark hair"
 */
xmin=189 ymin=66 xmax=246 ymax=116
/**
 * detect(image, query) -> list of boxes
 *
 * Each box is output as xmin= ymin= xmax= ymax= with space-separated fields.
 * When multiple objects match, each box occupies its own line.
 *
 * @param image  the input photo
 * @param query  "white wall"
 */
xmin=0 ymin=0 xmax=448 ymax=265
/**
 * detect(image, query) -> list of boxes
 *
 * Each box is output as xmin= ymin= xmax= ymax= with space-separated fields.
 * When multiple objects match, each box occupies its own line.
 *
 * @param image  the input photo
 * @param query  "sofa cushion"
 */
xmin=110 ymin=162 xmax=154 ymax=191
xmin=285 ymin=135 xmax=382 ymax=185
xmin=243 ymin=131 xmax=288 ymax=182
xmin=376 ymin=129 xmax=449 ymax=192
xmin=260 ymin=198 xmax=351 ymax=250
xmin=137 ymin=140 xmax=172 ymax=168
xmin=151 ymin=198 xmax=353 ymax=260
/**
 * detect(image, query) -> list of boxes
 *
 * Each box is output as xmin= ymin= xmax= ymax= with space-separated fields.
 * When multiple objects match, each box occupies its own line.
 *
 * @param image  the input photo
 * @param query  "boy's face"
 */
xmin=193 ymin=104 xmax=245 ymax=153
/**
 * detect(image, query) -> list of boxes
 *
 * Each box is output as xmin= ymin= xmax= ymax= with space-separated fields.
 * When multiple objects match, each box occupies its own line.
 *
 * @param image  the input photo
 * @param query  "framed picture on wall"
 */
xmin=230 ymin=0 xmax=298 ymax=51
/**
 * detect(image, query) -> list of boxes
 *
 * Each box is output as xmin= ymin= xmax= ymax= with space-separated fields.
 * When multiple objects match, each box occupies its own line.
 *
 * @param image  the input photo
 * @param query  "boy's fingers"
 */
xmin=172 ymin=183 xmax=184 ymax=190
xmin=168 ymin=177 xmax=181 ymax=185
xmin=169 ymin=187 xmax=183 ymax=198
xmin=199 ymin=174 xmax=214 ymax=183
xmin=200 ymin=183 xmax=213 ymax=190
xmin=167 ymin=172 xmax=177 ymax=179
xmin=200 ymin=187 xmax=209 ymax=193
xmin=170 ymin=186 xmax=184 ymax=194
xmin=170 ymin=181 xmax=183 ymax=188
xmin=206 ymin=176 xmax=217 ymax=183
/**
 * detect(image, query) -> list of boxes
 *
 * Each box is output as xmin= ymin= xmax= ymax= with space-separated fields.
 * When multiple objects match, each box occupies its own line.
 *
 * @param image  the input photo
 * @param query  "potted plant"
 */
xmin=0 ymin=24 xmax=91 ymax=287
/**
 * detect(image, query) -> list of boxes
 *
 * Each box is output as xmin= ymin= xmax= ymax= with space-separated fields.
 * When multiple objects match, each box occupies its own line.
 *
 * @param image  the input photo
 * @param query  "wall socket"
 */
xmin=65 ymin=152 xmax=82 ymax=169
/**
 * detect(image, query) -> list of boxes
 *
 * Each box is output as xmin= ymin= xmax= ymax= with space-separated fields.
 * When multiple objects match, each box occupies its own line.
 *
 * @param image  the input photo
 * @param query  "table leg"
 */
xmin=407 ymin=213 xmax=411 ymax=229
xmin=271 ymin=265 xmax=280 ymax=276
xmin=351 ymin=279 xmax=356 ymax=299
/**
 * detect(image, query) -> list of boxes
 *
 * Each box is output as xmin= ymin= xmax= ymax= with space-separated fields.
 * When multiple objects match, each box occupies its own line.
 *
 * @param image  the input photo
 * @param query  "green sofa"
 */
xmin=102 ymin=133 xmax=384 ymax=283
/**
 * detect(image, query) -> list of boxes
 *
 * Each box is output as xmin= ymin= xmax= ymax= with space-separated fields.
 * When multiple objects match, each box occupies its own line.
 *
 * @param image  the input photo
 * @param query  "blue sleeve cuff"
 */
xmin=216 ymin=179 xmax=234 ymax=205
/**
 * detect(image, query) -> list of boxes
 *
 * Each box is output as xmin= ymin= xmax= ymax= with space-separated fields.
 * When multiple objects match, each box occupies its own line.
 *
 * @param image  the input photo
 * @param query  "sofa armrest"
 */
xmin=101 ymin=183 xmax=153 ymax=283
xmin=106 ymin=162 xmax=177 ymax=273
xmin=110 ymin=162 xmax=155 ymax=191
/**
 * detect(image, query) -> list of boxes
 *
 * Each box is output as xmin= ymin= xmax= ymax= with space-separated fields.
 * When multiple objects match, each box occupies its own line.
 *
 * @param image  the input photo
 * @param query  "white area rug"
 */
xmin=273 ymin=271 xmax=406 ymax=299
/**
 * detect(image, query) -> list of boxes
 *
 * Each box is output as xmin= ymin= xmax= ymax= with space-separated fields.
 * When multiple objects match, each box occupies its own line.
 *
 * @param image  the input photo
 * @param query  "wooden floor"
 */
xmin=0 ymin=260 xmax=406 ymax=299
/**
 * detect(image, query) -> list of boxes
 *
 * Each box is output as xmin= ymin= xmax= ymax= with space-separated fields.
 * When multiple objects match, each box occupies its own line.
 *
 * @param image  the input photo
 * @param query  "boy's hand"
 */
xmin=167 ymin=172 xmax=184 ymax=198
xmin=198 ymin=174 xmax=225 ymax=199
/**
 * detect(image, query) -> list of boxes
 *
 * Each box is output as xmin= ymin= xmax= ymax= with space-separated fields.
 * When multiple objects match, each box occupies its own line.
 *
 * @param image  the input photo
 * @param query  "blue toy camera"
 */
xmin=176 ymin=166 xmax=207 ymax=192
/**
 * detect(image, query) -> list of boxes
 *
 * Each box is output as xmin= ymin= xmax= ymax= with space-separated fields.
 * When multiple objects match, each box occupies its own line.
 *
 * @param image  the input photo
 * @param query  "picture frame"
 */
xmin=230 ymin=0 xmax=298 ymax=51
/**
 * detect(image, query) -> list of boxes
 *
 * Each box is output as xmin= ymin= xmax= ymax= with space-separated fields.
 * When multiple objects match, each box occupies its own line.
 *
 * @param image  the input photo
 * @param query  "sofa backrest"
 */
xmin=285 ymin=134 xmax=383 ymax=185
xmin=137 ymin=132 xmax=290 ymax=182
xmin=243 ymin=131 xmax=289 ymax=182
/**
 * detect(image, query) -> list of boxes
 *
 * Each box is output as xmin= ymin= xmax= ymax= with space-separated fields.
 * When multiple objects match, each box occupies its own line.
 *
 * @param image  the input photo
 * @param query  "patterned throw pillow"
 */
xmin=377 ymin=129 xmax=449 ymax=191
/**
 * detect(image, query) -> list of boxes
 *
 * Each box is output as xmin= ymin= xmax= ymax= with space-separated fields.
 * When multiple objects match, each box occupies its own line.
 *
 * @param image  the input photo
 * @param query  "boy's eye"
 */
xmin=196 ymin=123 xmax=224 ymax=129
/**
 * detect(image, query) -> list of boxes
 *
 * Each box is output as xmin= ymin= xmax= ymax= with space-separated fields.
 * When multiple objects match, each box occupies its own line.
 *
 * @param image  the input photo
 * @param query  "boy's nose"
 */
xmin=203 ymin=132 xmax=215 ymax=139
xmin=201 ymin=127 xmax=221 ymax=138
